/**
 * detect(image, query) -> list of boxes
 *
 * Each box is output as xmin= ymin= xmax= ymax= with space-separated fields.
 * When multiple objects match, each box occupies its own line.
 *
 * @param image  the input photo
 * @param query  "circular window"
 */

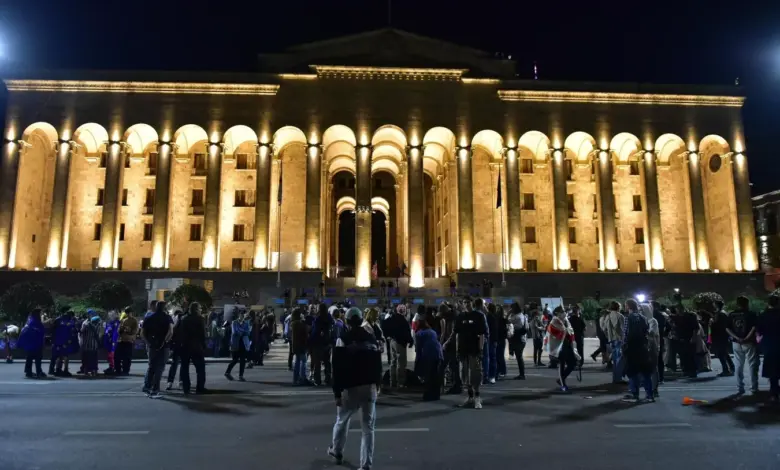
xmin=709 ymin=154 xmax=722 ymax=173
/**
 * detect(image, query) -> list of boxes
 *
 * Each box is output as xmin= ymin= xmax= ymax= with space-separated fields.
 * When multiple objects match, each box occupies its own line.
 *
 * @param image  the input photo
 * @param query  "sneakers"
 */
xmin=165 ymin=382 xmax=174 ymax=391
xmin=461 ymin=396 xmax=475 ymax=407
xmin=225 ymin=373 xmax=234 ymax=381
xmin=474 ymin=397 xmax=483 ymax=409
xmin=489 ymin=378 xmax=496 ymax=384
xmin=148 ymin=391 xmax=162 ymax=399
xmin=327 ymin=446 xmax=343 ymax=464
xmin=238 ymin=376 xmax=246 ymax=382
xmin=644 ymin=396 xmax=655 ymax=403
xmin=36 ymin=372 xmax=47 ymax=379
xmin=621 ymin=394 xmax=639 ymax=403
xmin=513 ymin=375 xmax=526 ymax=380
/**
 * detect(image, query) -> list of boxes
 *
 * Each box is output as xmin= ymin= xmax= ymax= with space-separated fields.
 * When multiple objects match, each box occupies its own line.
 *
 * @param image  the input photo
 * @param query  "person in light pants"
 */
xmin=727 ymin=296 xmax=759 ymax=394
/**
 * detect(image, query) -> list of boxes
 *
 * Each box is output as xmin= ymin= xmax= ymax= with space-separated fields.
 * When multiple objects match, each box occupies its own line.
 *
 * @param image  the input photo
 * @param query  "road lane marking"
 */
xmin=614 ymin=423 xmax=691 ymax=429
xmin=350 ymin=428 xmax=429 ymax=432
xmin=0 ymin=381 xmax=55 ymax=385
xmin=63 ymin=431 xmax=150 ymax=436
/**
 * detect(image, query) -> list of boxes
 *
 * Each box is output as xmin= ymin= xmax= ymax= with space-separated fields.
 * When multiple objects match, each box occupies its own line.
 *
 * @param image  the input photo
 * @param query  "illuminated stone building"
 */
xmin=0 ymin=29 xmax=759 ymax=291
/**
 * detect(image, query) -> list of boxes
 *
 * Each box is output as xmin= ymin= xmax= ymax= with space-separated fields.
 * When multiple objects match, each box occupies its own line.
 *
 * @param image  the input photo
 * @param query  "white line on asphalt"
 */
xmin=613 ymin=423 xmax=692 ymax=429
xmin=350 ymin=428 xmax=429 ymax=432
xmin=0 ymin=381 xmax=55 ymax=385
xmin=63 ymin=431 xmax=150 ymax=436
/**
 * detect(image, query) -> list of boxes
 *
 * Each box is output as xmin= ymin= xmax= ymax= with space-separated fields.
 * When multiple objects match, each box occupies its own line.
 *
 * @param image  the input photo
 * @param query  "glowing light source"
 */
xmin=636 ymin=293 xmax=646 ymax=303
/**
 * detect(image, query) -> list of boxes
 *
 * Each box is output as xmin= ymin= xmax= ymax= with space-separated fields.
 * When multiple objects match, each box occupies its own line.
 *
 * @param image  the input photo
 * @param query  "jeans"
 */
xmin=460 ymin=354 xmax=483 ymax=396
xmin=167 ymin=347 xmax=181 ymax=384
xmin=445 ymin=347 xmax=461 ymax=390
xmin=558 ymin=351 xmax=577 ymax=387
xmin=628 ymin=373 xmax=653 ymax=398
xmin=180 ymin=349 xmax=206 ymax=393
xmin=511 ymin=338 xmax=526 ymax=377
xmin=211 ymin=337 xmax=220 ymax=358
xmin=713 ymin=342 xmax=734 ymax=375
xmin=496 ymin=339 xmax=507 ymax=376
xmin=116 ymin=342 xmax=133 ymax=374
xmin=389 ymin=340 xmax=408 ymax=387
xmin=733 ymin=342 xmax=759 ymax=392
xmin=483 ymin=341 xmax=497 ymax=380
xmin=24 ymin=349 xmax=43 ymax=375
xmin=226 ymin=348 xmax=247 ymax=377
xmin=144 ymin=347 xmax=169 ymax=392
xmin=311 ymin=346 xmax=332 ymax=385
xmin=331 ymin=384 xmax=377 ymax=470
xmin=293 ymin=352 xmax=307 ymax=384
xmin=532 ymin=337 xmax=543 ymax=365
xmin=610 ymin=341 xmax=623 ymax=382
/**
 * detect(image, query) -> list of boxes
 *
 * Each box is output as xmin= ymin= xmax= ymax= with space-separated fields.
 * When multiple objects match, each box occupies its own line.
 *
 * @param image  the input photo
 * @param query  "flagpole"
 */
xmin=499 ymin=188 xmax=507 ymax=288
xmin=276 ymin=159 xmax=283 ymax=289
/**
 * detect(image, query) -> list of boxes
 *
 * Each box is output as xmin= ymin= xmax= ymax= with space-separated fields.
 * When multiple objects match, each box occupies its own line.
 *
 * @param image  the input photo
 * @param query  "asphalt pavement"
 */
xmin=2 ymin=341 xmax=780 ymax=470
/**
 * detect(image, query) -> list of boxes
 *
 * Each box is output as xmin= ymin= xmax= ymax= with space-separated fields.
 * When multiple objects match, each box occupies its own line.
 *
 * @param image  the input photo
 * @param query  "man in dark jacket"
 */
xmin=383 ymin=305 xmax=413 ymax=388
xmin=179 ymin=302 xmax=207 ymax=394
xmin=311 ymin=304 xmax=335 ymax=386
xmin=328 ymin=307 xmax=382 ymax=470
xmin=569 ymin=305 xmax=586 ymax=367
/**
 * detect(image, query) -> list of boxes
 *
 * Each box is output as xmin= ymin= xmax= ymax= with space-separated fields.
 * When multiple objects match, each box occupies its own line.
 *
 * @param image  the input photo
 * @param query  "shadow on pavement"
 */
xmin=308 ymin=457 xmax=359 ymax=470
xmin=695 ymin=392 xmax=780 ymax=428
xmin=530 ymin=397 xmax=643 ymax=427
xmin=164 ymin=389 xmax=290 ymax=415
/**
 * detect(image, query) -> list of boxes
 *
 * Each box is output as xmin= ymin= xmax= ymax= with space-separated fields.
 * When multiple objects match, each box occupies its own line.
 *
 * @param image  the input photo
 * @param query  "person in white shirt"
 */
xmin=507 ymin=302 xmax=529 ymax=380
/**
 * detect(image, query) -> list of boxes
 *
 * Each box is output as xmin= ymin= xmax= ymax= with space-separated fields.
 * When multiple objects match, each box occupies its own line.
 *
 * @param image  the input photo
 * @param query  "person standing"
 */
xmin=117 ymin=307 xmax=139 ymax=375
xmin=530 ymin=305 xmax=546 ymax=367
xmin=651 ymin=302 xmax=669 ymax=383
xmin=384 ymin=304 xmax=413 ymax=388
xmin=49 ymin=307 xmax=79 ymax=377
xmin=569 ymin=305 xmax=586 ymax=367
xmin=727 ymin=296 xmax=759 ymax=395
xmin=165 ymin=309 xmax=185 ymax=390
xmin=484 ymin=303 xmax=499 ymax=384
xmin=327 ymin=307 xmax=382 ymax=470
xmin=758 ymin=295 xmax=780 ymax=403
xmin=179 ymin=302 xmax=207 ymax=395
xmin=225 ymin=311 xmax=252 ymax=381
xmin=311 ymin=304 xmax=335 ymax=386
xmin=592 ymin=309 xmax=609 ymax=366
xmin=290 ymin=308 xmax=311 ymax=385
xmin=440 ymin=303 xmax=461 ymax=393
xmin=605 ymin=301 xmax=626 ymax=384
xmin=641 ymin=304 xmax=661 ymax=398
xmin=103 ymin=310 xmax=120 ymax=375
xmin=414 ymin=315 xmax=443 ymax=401
xmin=79 ymin=315 xmax=102 ymax=377
xmin=18 ymin=309 xmax=46 ymax=379
xmin=547 ymin=307 xmax=579 ymax=392
xmin=711 ymin=300 xmax=734 ymax=377
xmin=455 ymin=298 xmax=487 ymax=409
xmin=141 ymin=301 xmax=174 ymax=398
xmin=621 ymin=299 xmax=654 ymax=403
xmin=507 ymin=303 xmax=528 ymax=380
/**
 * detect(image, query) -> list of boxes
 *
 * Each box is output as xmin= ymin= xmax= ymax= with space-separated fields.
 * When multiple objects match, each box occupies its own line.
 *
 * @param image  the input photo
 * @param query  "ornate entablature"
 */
xmin=497 ymin=90 xmax=744 ymax=107
xmin=4 ymin=80 xmax=279 ymax=96
xmin=311 ymin=65 xmax=466 ymax=81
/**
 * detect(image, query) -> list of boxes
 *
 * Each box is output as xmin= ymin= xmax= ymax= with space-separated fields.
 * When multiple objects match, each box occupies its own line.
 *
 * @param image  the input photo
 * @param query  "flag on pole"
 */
xmin=496 ymin=173 xmax=502 ymax=208
xmin=277 ymin=163 xmax=283 ymax=204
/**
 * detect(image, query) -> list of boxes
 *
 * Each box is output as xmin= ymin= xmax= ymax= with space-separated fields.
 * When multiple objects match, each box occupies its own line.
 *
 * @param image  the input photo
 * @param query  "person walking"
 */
xmin=328 ymin=307 xmax=383 ymax=470
xmin=415 ymin=315 xmax=443 ymax=401
xmin=179 ymin=302 xmax=207 ymax=395
xmin=384 ymin=304 xmax=413 ymax=388
xmin=569 ymin=305 xmax=586 ymax=367
xmin=225 ymin=311 xmax=252 ymax=381
xmin=621 ymin=299 xmax=654 ymax=403
xmin=455 ymin=298 xmax=487 ymax=409
xmin=141 ymin=301 xmax=174 ymax=398
xmin=758 ymin=295 xmax=780 ymax=403
xmin=311 ymin=304 xmax=335 ymax=386
xmin=547 ymin=307 xmax=580 ymax=392
xmin=507 ymin=302 xmax=528 ymax=380
xmin=530 ymin=305 xmax=546 ymax=367
xmin=727 ymin=296 xmax=759 ymax=395
xmin=605 ymin=301 xmax=626 ymax=384
xmin=18 ymin=309 xmax=47 ymax=379
xmin=116 ymin=307 xmax=139 ymax=375
xmin=165 ymin=309 xmax=185 ymax=390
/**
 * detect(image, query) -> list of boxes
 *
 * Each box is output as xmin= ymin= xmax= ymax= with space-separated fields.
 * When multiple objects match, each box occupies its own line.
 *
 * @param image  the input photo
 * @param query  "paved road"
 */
xmin=2 ymin=342 xmax=780 ymax=470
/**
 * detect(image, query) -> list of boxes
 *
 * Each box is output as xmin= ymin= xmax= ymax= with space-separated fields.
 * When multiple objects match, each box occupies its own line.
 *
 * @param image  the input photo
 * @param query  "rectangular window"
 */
xmin=119 ymin=223 xmax=125 ymax=241
xmin=637 ymin=260 xmax=647 ymax=272
xmin=592 ymin=194 xmax=598 ymax=214
xmin=117 ymin=258 xmax=123 ymax=270
xmin=437 ymin=236 xmax=442 ymax=252
xmin=443 ymin=195 xmax=448 ymax=215
xmin=629 ymin=161 xmax=640 ymax=176
xmin=596 ymin=227 xmax=600 ymax=244
xmin=568 ymin=227 xmax=577 ymax=244
xmin=124 ymin=155 xmax=131 ymax=168
xmin=121 ymin=189 xmax=128 ymax=207
xmin=141 ymin=257 xmax=151 ymax=270
xmin=147 ymin=152 xmax=158 ymax=176
xmin=632 ymin=195 xmax=642 ymax=212
xmin=564 ymin=159 xmax=574 ymax=181
xmin=524 ymin=226 xmax=536 ymax=244
xmin=521 ymin=158 xmax=534 ymax=174
xmin=91 ymin=258 xmax=99 ymax=270
xmin=521 ymin=193 xmax=535 ymax=210
xmin=234 ymin=190 xmax=256 ymax=207
xmin=231 ymin=258 xmax=252 ymax=271
xmin=190 ymin=224 xmax=202 ymax=241
xmin=615 ymin=227 xmax=620 ymax=244
xmin=192 ymin=153 xmax=207 ymax=176
xmin=96 ymin=189 xmax=104 ymax=206
xmin=188 ymin=258 xmax=200 ymax=270
xmin=191 ymin=189 xmax=204 ymax=215
xmin=99 ymin=152 xmax=108 ymax=168
xmin=567 ymin=194 xmax=575 ymax=218
xmin=445 ymin=230 xmax=449 ymax=246
xmin=571 ymin=260 xmax=579 ymax=272
xmin=526 ymin=259 xmax=538 ymax=272
xmin=635 ymin=227 xmax=645 ymax=244
xmin=233 ymin=224 xmax=254 ymax=241
xmin=93 ymin=223 xmax=101 ymax=241
xmin=232 ymin=258 xmax=243 ymax=271
xmin=235 ymin=153 xmax=256 ymax=170
xmin=144 ymin=188 xmax=155 ymax=214
xmin=143 ymin=223 xmax=153 ymax=241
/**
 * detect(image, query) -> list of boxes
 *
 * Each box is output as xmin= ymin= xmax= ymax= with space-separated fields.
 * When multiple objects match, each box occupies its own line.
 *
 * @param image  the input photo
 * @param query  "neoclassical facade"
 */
xmin=0 ymin=29 xmax=758 ymax=288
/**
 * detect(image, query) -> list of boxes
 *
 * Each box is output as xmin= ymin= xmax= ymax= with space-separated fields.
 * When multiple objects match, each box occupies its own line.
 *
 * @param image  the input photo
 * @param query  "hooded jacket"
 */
xmin=332 ymin=324 xmax=383 ymax=399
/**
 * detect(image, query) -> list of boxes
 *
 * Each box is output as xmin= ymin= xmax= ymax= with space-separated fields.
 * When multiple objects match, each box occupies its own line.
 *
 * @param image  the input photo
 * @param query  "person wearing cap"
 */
xmin=383 ymin=304 xmax=413 ymax=388
xmin=79 ymin=312 xmax=102 ymax=377
xmin=328 ymin=307 xmax=382 ymax=470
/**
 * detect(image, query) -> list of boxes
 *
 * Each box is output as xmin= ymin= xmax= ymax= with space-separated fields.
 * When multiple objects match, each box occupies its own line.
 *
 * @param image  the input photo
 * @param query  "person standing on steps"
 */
xmin=328 ymin=307 xmax=382 ymax=470
xmin=455 ymin=298 xmax=486 ymax=409
xmin=179 ymin=302 xmax=207 ymax=395
xmin=141 ymin=301 xmax=174 ymax=398
xmin=225 ymin=310 xmax=252 ymax=381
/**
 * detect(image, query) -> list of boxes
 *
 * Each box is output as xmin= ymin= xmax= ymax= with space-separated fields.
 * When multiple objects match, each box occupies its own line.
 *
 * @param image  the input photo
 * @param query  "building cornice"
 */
xmin=498 ymin=89 xmax=744 ymax=107
xmin=3 ymin=80 xmax=280 ymax=96
xmin=310 ymin=65 xmax=466 ymax=81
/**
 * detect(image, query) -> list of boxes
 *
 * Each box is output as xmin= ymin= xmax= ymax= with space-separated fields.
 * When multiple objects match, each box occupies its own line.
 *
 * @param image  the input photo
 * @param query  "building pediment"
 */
xmin=258 ymin=28 xmax=515 ymax=78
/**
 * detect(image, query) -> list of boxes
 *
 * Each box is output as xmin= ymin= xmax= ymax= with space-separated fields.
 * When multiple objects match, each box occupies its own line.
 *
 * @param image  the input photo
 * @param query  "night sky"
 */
xmin=1 ymin=0 xmax=778 ymax=193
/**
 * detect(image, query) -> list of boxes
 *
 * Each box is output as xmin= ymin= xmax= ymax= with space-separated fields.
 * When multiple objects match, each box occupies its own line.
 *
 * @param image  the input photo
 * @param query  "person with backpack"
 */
xmin=311 ymin=304 xmax=335 ymax=386
xmin=507 ymin=302 xmax=528 ymax=380
xmin=141 ymin=301 xmax=174 ymax=398
xmin=621 ymin=299 xmax=654 ymax=403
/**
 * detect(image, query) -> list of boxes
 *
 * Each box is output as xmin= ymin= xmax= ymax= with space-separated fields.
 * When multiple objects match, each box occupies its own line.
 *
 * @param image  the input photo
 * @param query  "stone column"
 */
xmin=335 ymin=215 xmax=341 ymax=273
xmin=201 ymin=142 xmax=223 ymax=269
xmin=640 ymin=151 xmax=664 ymax=271
xmin=98 ymin=141 xmax=126 ymax=268
xmin=394 ymin=182 xmax=403 ymax=269
xmin=685 ymin=151 xmax=710 ymax=270
xmin=252 ymin=143 xmax=272 ymax=269
xmin=407 ymin=145 xmax=425 ymax=287
xmin=456 ymin=146 xmax=475 ymax=270
xmin=731 ymin=152 xmax=758 ymax=271
xmin=551 ymin=149 xmax=570 ymax=270
xmin=595 ymin=150 xmax=618 ymax=270
xmin=149 ymin=141 xmax=174 ymax=269
xmin=385 ymin=218 xmax=390 ymax=274
xmin=504 ymin=148 xmax=523 ymax=270
xmin=304 ymin=143 xmax=323 ymax=269
xmin=355 ymin=144 xmax=372 ymax=287
xmin=0 ymin=140 xmax=22 ymax=268
xmin=45 ymin=140 xmax=74 ymax=269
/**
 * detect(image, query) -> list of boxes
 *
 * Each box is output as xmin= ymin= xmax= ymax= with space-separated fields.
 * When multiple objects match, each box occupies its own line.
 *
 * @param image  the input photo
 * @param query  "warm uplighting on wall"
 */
xmin=460 ymin=242 xmax=474 ymax=270
xmin=553 ymin=149 xmax=563 ymax=161
xmin=4 ymin=123 xmax=17 ymax=142
xmin=599 ymin=149 xmax=609 ymax=161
